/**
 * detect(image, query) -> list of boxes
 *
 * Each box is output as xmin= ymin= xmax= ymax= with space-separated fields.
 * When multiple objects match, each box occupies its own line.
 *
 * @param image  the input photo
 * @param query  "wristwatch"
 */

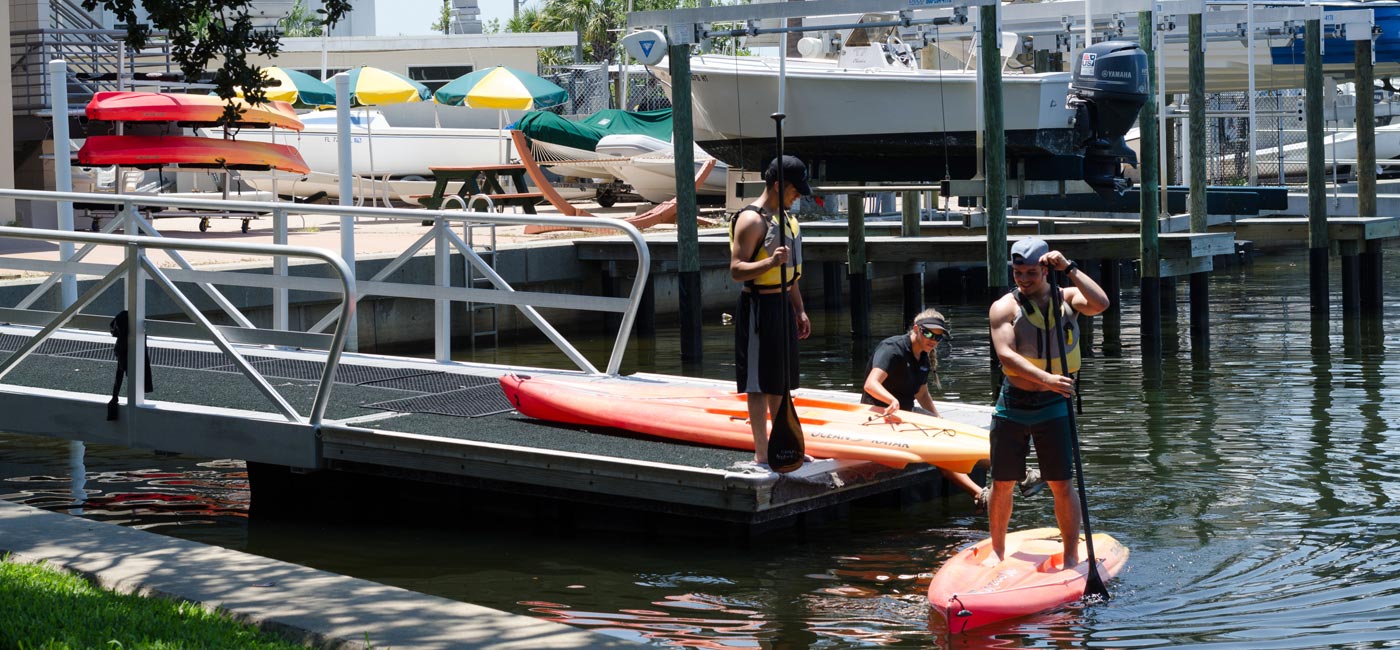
xmin=1064 ymin=260 xmax=1079 ymax=275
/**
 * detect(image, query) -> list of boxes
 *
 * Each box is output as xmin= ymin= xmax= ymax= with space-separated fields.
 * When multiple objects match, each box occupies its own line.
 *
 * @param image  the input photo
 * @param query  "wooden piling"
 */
xmin=981 ymin=4 xmax=1008 ymax=299
xmin=1188 ymin=12 xmax=1210 ymax=359
xmin=1139 ymin=12 xmax=1163 ymax=363
xmin=1357 ymin=39 xmax=1377 ymax=219
xmin=1305 ymin=19 xmax=1330 ymax=318
xmin=901 ymin=191 xmax=923 ymax=324
xmin=847 ymin=193 xmax=870 ymax=340
xmin=668 ymin=43 xmax=703 ymax=362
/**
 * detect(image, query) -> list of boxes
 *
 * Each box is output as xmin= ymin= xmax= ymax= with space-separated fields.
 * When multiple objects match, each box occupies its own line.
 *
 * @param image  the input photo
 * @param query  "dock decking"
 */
xmin=0 ymin=327 xmax=987 ymax=530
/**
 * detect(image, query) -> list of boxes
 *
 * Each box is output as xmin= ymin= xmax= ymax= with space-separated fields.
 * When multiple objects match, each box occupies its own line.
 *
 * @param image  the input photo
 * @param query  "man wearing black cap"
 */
xmin=986 ymin=237 xmax=1109 ymax=568
xmin=728 ymin=155 xmax=813 ymax=467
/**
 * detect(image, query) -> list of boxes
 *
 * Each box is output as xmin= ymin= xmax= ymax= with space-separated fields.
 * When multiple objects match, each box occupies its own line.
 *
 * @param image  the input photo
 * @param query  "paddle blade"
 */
xmin=1083 ymin=564 xmax=1111 ymax=601
xmin=768 ymin=392 xmax=806 ymax=473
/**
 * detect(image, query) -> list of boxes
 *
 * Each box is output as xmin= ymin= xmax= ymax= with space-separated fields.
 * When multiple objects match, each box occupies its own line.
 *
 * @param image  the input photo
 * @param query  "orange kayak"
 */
xmin=928 ymin=528 xmax=1129 ymax=633
xmin=498 ymin=373 xmax=990 ymax=471
xmin=86 ymin=91 xmax=304 ymax=131
xmin=78 ymin=135 xmax=310 ymax=174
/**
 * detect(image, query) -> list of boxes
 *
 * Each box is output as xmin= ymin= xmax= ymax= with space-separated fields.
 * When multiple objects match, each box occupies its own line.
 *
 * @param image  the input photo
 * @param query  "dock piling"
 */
xmin=669 ymin=42 xmax=704 ymax=363
xmin=847 ymin=193 xmax=870 ymax=340
xmin=1138 ymin=11 xmax=1162 ymax=364
xmin=1305 ymin=18 xmax=1330 ymax=319
xmin=1187 ymin=12 xmax=1211 ymax=361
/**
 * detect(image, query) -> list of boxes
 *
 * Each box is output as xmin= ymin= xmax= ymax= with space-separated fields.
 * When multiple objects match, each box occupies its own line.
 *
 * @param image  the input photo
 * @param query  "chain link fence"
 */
xmin=542 ymin=64 xmax=672 ymax=119
xmin=1172 ymin=89 xmax=1397 ymax=187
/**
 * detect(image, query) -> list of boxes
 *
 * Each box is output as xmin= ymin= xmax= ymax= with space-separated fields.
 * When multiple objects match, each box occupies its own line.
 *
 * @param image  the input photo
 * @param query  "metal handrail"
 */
xmin=0 ymin=188 xmax=652 ymax=376
xmin=0 ymin=224 xmax=355 ymax=426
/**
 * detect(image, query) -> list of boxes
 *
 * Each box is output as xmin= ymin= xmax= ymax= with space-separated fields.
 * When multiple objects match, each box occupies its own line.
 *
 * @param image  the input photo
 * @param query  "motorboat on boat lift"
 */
xmin=650 ymin=22 xmax=1149 ymax=196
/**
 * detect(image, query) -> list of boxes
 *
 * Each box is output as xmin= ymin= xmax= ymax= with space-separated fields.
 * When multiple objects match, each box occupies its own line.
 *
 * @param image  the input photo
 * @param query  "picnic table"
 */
xmin=415 ymin=163 xmax=544 ymax=213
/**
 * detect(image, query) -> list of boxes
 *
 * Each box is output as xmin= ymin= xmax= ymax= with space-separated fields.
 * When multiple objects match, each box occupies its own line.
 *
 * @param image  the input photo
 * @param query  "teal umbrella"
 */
xmin=433 ymin=66 xmax=568 ymax=110
xmin=235 ymin=67 xmax=335 ymax=108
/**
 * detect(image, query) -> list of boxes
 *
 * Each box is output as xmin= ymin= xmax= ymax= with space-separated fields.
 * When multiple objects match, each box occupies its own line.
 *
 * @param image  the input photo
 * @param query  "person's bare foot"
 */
xmin=1062 ymin=555 xmax=1080 ymax=570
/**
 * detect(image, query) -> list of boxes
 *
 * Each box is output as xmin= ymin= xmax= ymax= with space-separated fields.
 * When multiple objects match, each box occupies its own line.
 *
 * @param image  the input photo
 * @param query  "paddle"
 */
xmin=765 ymin=111 xmax=805 ymax=473
xmin=1048 ymin=267 xmax=1111 ymax=600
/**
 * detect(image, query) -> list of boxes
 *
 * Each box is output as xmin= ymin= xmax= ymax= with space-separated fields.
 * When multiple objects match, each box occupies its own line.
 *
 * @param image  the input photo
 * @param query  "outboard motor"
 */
xmin=1068 ymin=41 xmax=1149 ymax=197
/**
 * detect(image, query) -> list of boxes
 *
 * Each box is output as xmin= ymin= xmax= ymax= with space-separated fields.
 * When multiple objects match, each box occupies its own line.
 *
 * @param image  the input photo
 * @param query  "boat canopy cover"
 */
xmin=516 ymin=108 xmax=672 ymax=151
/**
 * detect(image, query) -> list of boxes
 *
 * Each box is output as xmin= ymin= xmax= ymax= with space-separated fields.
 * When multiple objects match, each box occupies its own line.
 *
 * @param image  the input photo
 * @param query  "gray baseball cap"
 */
xmin=1010 ymin=237 xmax=1050 ymax=266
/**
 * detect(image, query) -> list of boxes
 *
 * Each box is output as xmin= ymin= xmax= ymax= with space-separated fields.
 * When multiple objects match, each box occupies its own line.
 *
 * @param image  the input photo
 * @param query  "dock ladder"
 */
xmin=461 ymin=195 xmax=500 ymax=361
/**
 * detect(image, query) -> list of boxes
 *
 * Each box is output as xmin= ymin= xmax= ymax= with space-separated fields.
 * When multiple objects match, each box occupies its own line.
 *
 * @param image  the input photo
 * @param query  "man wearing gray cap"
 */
xmin=986 ymin=237 xmax=1109 ymax=568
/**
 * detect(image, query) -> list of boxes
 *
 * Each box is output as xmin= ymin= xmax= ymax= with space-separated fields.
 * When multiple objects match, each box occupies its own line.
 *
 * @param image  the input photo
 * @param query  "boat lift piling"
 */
xmin=1188 ymin=11 xmax=1209 ymax=361
xmin=1306 ymin=18 xmax=1329 ymax=320
xmin=847 ymin=192 xmax=871 ymax=341
xmin=1139 ymin=9 xmax=1163 ymax=368
xmin=667 ymin=40 xmax=703 ymax=362
xmin=901 ymin=191 xmax=923 ymax=326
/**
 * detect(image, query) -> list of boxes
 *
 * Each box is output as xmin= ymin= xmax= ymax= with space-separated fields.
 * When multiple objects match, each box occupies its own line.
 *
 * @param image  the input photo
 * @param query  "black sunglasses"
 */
xmin=918 ymin=326 xmax=949 ymax=343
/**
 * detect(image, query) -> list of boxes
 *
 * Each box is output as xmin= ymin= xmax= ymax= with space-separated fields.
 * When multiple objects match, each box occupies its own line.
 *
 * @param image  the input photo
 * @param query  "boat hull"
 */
xmin=654 ymin=55 xmax=1083 ymax=182
xmin=928 ymin=528 xmax=1129 ymax=633
xmin=498 ymin=374 xmax=990 ymax=472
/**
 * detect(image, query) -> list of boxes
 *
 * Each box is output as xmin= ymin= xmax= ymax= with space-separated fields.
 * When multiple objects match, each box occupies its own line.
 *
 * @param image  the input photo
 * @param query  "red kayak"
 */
xmin=86 ymin=91 xmax=304 ymax=131
xmin=498 ymin=373 xmax=990 ymax=471
xmin=928 ymin=528 xmax=1129 ymax=633
xmin=78 ymin=135 xmax=310 ymax=174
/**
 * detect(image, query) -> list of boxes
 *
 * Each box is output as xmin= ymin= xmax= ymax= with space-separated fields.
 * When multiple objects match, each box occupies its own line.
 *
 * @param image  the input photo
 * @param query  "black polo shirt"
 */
xmin=860 ymin=334 xmax=931 ymax=410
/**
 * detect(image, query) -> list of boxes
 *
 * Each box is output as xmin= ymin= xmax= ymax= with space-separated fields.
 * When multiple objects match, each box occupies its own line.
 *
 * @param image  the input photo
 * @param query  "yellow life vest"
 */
xmin=1001 ymin=289 xmax=1081 ymax=377
xmin=729 ymin=205 xmax=802 ymax=289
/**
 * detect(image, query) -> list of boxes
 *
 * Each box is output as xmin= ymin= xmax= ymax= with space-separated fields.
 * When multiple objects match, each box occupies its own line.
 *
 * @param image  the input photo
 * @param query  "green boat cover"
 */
xmin=516 ymin=108 xmax=672 ymax=152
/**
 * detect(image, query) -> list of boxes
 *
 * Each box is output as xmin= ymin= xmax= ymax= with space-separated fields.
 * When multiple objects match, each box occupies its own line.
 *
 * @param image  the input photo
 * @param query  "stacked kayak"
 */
xmin=78 ymin=135 xmax=309 ymax=174
xmin=85 ymin=91 xmax=304 ymax=130
xmin=498 ymin=374 xmax=989 ymax=472
xmin=928 ymin=528 xmax=1129 ymax=633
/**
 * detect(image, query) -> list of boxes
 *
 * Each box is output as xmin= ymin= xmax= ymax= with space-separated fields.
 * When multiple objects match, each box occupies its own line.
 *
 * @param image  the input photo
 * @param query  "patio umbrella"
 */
xmin=432 ymin=65 xmax=568 ymax=110
xmin=344 ymin=66 xmax=431 ymax=106
xmin=337 ymin=67 xmax=430 ymax=188
xmin=434 ymin=66 xmax=568 ymax=162
xmin=236 ymin=67 xmax=336 ymax=108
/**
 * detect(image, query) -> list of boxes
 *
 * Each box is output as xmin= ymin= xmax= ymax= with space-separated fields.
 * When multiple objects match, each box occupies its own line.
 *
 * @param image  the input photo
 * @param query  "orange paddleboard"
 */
xmin=498 ymin=373 xmax=989 ymax=471
xmin=78 ymin=135 xmax=310 ymax=174
xmin=928 ymin=528 xmax=1129 ymax=633
xmin=86 ymin=91 xmax=303 ymax=131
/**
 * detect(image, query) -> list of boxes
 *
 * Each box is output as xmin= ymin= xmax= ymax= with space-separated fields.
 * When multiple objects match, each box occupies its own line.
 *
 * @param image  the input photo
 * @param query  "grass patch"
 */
xmin=0 ymin=555 xmax=311 ymax=649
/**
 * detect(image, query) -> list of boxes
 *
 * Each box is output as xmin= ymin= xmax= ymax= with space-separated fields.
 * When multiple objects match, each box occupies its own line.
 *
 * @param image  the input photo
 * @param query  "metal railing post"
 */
xmin=434 ymin=217 xmax=451 ymax=362
xmin=48 ymin=59 xmax=77 ymax=308
xmin=274 ymin=207 xmax=289 ymax=331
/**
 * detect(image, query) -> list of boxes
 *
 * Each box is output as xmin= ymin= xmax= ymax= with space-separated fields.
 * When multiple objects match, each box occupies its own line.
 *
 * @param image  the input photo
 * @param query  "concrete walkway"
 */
xmin=0 ymin=500 xmax=639 ymax=649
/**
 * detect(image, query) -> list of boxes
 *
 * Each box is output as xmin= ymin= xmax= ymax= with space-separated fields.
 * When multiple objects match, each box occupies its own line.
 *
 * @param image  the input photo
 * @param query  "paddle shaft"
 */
xmin=773 ymin=112 xmax=789 ymax=377
xmin=1048 ymin=269 xmax=1110 ymax=599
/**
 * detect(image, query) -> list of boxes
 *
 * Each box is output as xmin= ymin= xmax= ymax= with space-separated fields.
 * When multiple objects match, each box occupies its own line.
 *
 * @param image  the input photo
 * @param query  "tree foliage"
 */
xmin=432 ymin=0 xmax=452 ymax=34
xmin=82 ymin=0 xmax=352 ymax=122
xmin=278 ymin=0 xmax=323 ymax=37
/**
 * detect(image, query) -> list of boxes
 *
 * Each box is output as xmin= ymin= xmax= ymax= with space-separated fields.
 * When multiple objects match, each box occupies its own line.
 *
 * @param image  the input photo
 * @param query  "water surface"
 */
xmin=3 ymin=249 xmax=1399 ymax=648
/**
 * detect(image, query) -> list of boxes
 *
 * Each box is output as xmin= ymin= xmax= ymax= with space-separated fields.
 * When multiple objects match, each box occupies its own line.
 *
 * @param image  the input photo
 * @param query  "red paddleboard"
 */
xmin=78 ymin=135 xmax=310 ymax=174
xmin=498 ymin=373 xmax=989 ymax=471
xmin=928 ymin=528 xmax=1129 ymax=633
xmin=86 ymin=91 xmax=304 ymax=131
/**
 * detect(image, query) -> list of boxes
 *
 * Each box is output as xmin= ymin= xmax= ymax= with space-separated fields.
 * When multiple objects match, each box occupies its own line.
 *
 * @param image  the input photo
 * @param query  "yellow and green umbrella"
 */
xmin=236 ymin=67 xmax=335 ymax=108
xmin=433 ymin=66 xmax=568 ymax=110
xmin=344 ymin=66 xmax=431 ymax=106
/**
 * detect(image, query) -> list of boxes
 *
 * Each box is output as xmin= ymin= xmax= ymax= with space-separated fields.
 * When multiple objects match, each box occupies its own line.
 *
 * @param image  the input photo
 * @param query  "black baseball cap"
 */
xmin=763 ymin=155 xmax=813 ymax=196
